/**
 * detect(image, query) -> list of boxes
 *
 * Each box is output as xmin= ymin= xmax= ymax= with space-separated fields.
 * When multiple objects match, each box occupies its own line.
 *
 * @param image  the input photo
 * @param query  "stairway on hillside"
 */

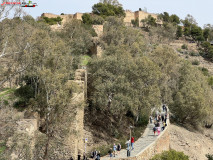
xmin=101 ymin=109 xmax=167 ymax=160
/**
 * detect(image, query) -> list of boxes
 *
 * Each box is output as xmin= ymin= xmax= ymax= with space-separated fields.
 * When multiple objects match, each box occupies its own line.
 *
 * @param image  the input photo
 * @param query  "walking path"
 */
xmin=101 ymin=109 xmax=167 ymax=160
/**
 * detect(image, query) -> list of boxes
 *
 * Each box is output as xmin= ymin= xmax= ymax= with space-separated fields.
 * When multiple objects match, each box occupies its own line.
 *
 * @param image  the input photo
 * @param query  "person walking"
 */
xmin=153 ymin=126 xmax=156 ymax=136
xmin=117 ymin=143 xmax=121 ymax=154
xmin=108 ymin=148 xmax=113 ymax=158
xmin=96 ymin=151 xmax=100 ymax=160
xmin=113 ymin=143 xmax=117 ymax=157
xmin=149 ymin=116 xmax=152 ymax=124
xmin=131 ymin=136 xmax=134 ymax=150
xmin=161 ymin=115 xmax=164 ymax=122
xmin=125 ymin=139 xmax=130 ymax=150
xmin=157 ymin=126 xmax=161 ymax=136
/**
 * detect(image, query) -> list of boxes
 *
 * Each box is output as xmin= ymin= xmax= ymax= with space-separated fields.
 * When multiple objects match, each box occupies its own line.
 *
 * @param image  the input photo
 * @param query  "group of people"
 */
xmin=150 ymin=104 xmax=168 ymax=136
xmin=108 ymin=143 xmax=121 ymax=158
xmin=90 ymin=150 xmax=101 ymax=160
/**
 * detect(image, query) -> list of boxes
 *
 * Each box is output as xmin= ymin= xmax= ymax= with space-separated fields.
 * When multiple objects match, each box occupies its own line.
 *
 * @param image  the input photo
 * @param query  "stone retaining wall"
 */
xmin=116 ymin=119 xmax=170 ymax=160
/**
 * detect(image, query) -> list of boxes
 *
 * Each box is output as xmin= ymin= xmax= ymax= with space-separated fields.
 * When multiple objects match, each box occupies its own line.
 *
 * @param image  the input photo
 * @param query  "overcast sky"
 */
xmin=21 ymin=0 xmax=213 ymax=28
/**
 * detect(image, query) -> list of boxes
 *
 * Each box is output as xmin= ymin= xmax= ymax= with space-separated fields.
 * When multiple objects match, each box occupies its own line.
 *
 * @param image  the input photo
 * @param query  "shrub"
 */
xmin=208 ymin=76 xmax=213 ymax=86
xmin=177 ymin=48 xmax=182 ymax=53
xmin=181 ymin=44 xmax=188 ymax=50
xmin=43 ymin=16 xmax=63 ymax=25
xmin=151 ymin=149 xmax=189 ymax=160
xmin=0 ymin=142 xmax=6 ymax=155
xmin=92 ymin=2 xmax=125 ymax=19
xmin=199 ymin=67 xmax=209 ymax=76
xmin=206 ymin=154 xmax=213 ymax=160
xmin=192 ymin=60 xmax=200 ymax=65
xmin=131 ymin=18 xmax=139 ymax=27
xmin=190 ymin=51 xmax=199 ymax=56
xmin=82 ymin=13 xmax=104 ymax=25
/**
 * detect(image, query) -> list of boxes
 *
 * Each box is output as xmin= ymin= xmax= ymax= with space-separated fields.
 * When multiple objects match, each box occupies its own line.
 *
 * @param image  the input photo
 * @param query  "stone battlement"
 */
xmin=41 ymin=9 xmax=162 ymax=27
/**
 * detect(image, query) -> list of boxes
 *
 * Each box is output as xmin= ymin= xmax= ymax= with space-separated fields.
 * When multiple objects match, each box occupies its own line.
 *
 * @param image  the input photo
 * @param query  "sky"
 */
xmin=20 ymin=0 xmax=213 ymax=28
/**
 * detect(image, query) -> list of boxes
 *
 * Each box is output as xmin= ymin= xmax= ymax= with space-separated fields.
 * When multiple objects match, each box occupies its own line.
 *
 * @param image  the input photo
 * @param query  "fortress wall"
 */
xmin=92 ymin=25 xmax=103 ymax=37
xmin=136 ymin=11 xmax=158 ymax=27
xmin=74 ymin=13 xmax=83 ymax=20
xmin=124 ymin=11 xmax=135 ymax=26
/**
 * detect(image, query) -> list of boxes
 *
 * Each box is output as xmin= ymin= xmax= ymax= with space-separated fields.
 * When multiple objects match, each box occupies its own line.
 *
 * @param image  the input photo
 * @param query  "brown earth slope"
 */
xmin=169 ymin=124 xmax=213 ymax=160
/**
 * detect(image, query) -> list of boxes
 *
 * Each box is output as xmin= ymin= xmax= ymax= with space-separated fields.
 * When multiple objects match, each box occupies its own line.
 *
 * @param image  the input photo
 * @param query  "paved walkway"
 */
xmin=101 ymin=110 xmax=166 ymax=160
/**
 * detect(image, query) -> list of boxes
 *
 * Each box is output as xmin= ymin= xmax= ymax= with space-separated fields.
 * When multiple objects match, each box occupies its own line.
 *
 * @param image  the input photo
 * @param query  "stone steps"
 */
xmin=101 ymin=110 xmax=167 ymax=160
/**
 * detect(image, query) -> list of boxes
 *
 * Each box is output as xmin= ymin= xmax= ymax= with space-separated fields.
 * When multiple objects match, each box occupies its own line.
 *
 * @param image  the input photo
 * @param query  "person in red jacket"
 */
xmin=131 ymin=137 xmax=134 ymax=150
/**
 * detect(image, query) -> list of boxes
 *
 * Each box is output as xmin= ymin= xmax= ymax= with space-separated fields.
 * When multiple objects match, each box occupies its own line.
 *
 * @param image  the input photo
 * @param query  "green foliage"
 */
xmin=181 ymin=44 xmax=188 ymax=50
xmin=131 ymin=17 xmax=139 ymax=27
xmin=191 ymin=60 xmax=200 ymax=65
xmin=206 ymin=154 xmax=213 ymax=160
xmin=82 ymin=13 xmax=104 ymax=25
xmin=176 ymin=26 xmax=183 ymax=39
xmin=200 ymin=41 xmax=213 ymax=61
xmin=170 ymin=14 xmax=180 ymax=25
xmin=0 ymin=88 xmax=15 ymax=98
xmin=158 ymin=12 xmax=170 ymax=23
xmin=88 ymin=52 xmax=161 ymax=118
xmin=0 ymin=143 xmax=6 ymax=155
xmin=189 ymin=51 xmax=199 ymax=56
xmin=43 ymin=16 xmax=63 ymax=25
xmin=199 ymin=67 xmax=209 ymax=76
xmin=92 ymin=2 xmax=125 ymax=19
xmin=203 ymin=28 xmax=210 ymax=41
xmin=82 ymin=13 xmax=93 ymax=25
xmin=141 ymin=15 xmax=157 ymax=29
xmin=170 ymin=62 xmax=212 ymax=126
xmin=80 ymin=55 xmax=91 ymax=66
xmin=151 ymin=150 xmax=189 ymax=160
xmin=191 ymin=24 xmax=204 ymax=42
xmin=62 ymin=19 xmax=94 ymax=55
xmin=208 ymin=76 xmax=213 ymax=86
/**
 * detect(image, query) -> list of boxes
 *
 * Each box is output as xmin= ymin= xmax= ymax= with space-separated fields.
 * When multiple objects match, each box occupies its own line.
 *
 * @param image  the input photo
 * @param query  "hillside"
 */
xmin=169 ymin=124 xmax=213 ymax=160
xmin=1 ymin=0 xmax=213 ymax=159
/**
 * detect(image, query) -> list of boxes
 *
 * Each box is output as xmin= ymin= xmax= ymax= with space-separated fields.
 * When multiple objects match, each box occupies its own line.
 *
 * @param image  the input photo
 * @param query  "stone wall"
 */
xmin=41 ymin=13 xmax=75 ymax=25
xmin=92 ymin=25 xmax=103 ymax=37
xmin=124 ymin=10 xmax=135 ymax=26
xmin=134 ymin=125 xmax=170 ymax=160
xmin=124 ymin=10 xmax=162 ymax=27
xmin=114 ymin=119 xmax=170 ymax=160
xmin=73 ymin=13 xmax=83 ymax=21
xmin=68 ymin=69 xmax=87 ymax=159
xmin=41 ymin=10 xmax=162 ymax=27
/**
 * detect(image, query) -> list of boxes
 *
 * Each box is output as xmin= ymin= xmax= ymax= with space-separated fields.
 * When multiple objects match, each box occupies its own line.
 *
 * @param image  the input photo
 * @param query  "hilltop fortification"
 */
xmin=41 ymin=10 xmax=162 ymax=27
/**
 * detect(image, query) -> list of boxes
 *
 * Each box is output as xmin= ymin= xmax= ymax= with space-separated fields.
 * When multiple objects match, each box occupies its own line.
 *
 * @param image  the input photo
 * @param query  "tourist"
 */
xmin=117 ymin=143 xmax=121 ymax=154
xmin=162 ymin=104 xmax=166 ymax=111
xmin=149 ymin=116 xmax=152 ymax=123
xmin=165 ymin=105 xmax=167 ymax=113
xmin=131 ymin=136 xmax=134 ymax=150
xmin=96 ymin=151 xmax=101 ymax=160
xmin=161 ymin=115 xmax=164 ymax=122
xmin=125 ymin=139 xmax=130 ymax=150
xmin=113 ymin=143 xmax=117 ymax=157
xmin=157 ymin=126 xmax=161 ymax=135
xmin=108 ymin=148 xmax=113 ymax=158
xmin=153 ymin=126 xmax=156 ymax=135
xmin=162 ymin=121 xmax=166 ymax=131
xmin=158 ymin=115 xmax=161 ymax=122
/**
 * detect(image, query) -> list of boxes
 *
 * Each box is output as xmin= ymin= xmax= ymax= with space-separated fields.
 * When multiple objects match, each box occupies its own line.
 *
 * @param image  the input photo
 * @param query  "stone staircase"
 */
xmin=101 ymin=109 xmax=168 ymax=160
